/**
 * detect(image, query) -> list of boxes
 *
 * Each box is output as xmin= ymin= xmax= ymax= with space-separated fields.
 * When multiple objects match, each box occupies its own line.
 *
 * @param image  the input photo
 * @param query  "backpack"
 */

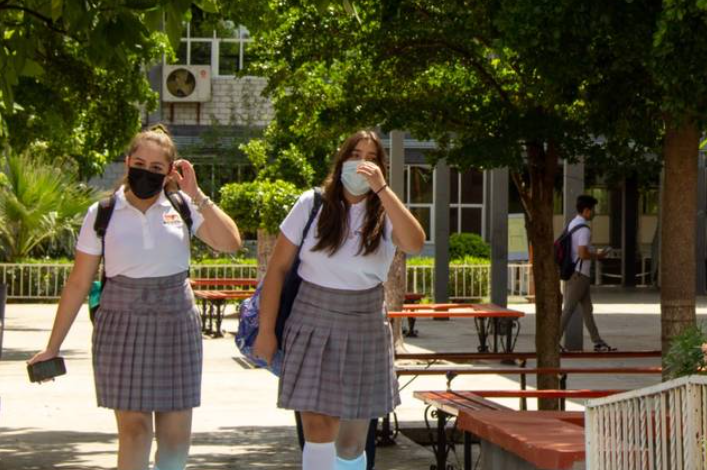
xmin=554 ymin=223 xmax=589 ymax=281
xmin=88 ymin=189 xmax=193 ymax=322
xmin=236 ymin=188 xmax=323 ymax=376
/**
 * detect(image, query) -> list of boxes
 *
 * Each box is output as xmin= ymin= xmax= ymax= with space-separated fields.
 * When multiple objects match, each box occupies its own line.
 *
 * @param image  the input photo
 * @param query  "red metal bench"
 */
xmin=190 ymin=278 xmax=257 ymax=336
xmin=415 ymin=389 xmax=617 ymax=470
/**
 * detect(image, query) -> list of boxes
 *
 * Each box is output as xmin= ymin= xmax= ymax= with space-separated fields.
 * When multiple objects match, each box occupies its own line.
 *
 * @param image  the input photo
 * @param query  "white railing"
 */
xmin=406 ymin=263 xmax=532 ymax=299
xmin=0 ymin=262 xmax=532 ymax=301
xmin=0 ymin=264 xmax=74 ymax=300
xmin=585 ymin=375 xmax=707 ymax=470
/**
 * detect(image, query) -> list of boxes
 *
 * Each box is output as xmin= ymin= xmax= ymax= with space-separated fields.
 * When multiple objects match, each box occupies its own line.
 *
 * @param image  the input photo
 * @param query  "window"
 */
xmin=585 ymin=187 xmax=610 ymax=215
xmin=169 ymin=23 xmax=252 ymax=76
xmin=404 ymin=165 xmax=434 ymax=242
xmin=450 ymin=168 xmax=485 ymax=236
xmin=640 ymin=188 xmax=659 ymax=215
xmin=403 ymin=165 xmax=486 ymax=243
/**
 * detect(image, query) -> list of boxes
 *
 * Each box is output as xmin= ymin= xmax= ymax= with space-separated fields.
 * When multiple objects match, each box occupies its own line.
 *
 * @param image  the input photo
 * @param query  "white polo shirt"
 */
xmin=568 ymin=215 xmax=592 ymax=277
xmin=280 ymin=190 xmax=396 ymax=290
xmin=76 ymin=186 xmax=204 ymax=278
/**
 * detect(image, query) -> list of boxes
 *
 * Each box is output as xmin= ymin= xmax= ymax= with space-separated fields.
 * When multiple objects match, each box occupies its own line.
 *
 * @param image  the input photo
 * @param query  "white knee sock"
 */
xmin=335 ymin=452 xmax=367 ymax=470
xmin=303 ymin=441 xmax=336 ymax=470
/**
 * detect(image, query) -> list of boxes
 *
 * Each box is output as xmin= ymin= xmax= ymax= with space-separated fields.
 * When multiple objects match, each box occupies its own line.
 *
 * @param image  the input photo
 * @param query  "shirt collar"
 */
xmin=114 ymin=185 xmax=172 ymax=211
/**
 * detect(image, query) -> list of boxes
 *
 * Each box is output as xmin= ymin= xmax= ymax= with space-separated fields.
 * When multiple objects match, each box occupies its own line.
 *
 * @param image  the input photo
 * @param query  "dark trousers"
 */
xmin=295 ymin=411 xmax=377 ymax=469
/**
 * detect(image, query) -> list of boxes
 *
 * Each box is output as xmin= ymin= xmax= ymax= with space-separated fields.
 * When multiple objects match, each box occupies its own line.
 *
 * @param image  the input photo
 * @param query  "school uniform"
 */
xmin=277 ymin=190 xmax=400 ymax=420
xmin=75 ymin=186 xmax=204 ymax=412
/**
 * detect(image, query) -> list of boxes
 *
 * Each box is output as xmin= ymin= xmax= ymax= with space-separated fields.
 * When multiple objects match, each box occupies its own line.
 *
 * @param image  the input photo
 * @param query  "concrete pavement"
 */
xmin=1 ymin=287 xmax=704 ymax=469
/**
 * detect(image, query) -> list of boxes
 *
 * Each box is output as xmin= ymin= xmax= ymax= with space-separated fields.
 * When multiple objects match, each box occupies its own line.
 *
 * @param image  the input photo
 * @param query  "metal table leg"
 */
xmin=436 ymin=409 xmax=449 ymax=470
xmin=200 ymin=299 xmax=208 ymax=332
xmin=464 ymin=431 xmax=472 ymax=470
xmin=213 ymin=300 xmax=225 ymax=338
xmin=474 ymin=317 xmax=489 ymax=352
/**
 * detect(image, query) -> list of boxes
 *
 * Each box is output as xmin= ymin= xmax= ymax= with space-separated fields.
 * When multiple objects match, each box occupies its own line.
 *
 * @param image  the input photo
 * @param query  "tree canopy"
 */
xmin=0 ymin=0 xmax=219 ymax=177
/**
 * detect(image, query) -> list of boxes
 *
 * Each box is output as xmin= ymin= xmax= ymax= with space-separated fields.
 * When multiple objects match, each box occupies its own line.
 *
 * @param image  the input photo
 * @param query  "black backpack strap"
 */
xmin=297 ymin=188 xmax=322 ymax=252
xmin=94 ymin=195 xmax=116 ymax=238
xmin=165 ymin=189 xmax=194 ymax=235
xmin=93 ymin=195 xmax=116 ymax=294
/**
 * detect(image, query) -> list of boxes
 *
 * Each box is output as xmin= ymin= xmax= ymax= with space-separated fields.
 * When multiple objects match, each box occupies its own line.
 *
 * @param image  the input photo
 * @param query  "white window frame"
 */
xmin=168 ymin=23 xmax=253 ymax=77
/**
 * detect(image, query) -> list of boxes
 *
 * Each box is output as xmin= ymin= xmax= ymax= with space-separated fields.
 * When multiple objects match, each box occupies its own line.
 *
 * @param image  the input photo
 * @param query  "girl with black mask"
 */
xmin=29 ymin=124 xmax=241 ymax=470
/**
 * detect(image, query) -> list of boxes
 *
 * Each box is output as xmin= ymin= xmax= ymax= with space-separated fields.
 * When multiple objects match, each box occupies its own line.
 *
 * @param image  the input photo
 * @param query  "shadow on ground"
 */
xmin=0 ymin=426 xmax=301 ymax=470
xmin=0 ymin=347 xmax=84 ymax=363
xmin=0 ymin=428 xmax=116 ymax=470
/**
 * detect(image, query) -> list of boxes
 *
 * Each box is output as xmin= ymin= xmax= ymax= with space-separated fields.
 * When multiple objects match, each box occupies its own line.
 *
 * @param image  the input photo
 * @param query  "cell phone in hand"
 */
xmin=27 ymin=357 xmax=66 ymax=383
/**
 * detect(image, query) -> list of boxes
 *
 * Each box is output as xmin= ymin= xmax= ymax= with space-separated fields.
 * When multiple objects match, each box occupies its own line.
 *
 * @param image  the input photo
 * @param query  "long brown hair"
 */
xmin=312 ymin=130 xmax=388 ymax=256
xmin=116 ymin=123 xmax=179 ymax=193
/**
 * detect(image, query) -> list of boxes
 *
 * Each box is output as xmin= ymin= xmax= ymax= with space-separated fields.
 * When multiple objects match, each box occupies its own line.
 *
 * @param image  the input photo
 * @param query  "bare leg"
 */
xmin=154 ymin=409 xmax=193 ymax=470
xmin=301 ymin=411 xmax=340 ymax=470
xmin=115 ymin=410 xmax=153 ymax=470
xmin=335 ymin=419 xmax=369 ymax=460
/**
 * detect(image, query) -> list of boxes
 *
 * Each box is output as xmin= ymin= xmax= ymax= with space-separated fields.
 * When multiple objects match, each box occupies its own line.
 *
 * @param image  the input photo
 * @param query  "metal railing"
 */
xmin=0 ymin=262 xmax=533 ymax=301
xmin=585 ymin=375 xmax=707 ymax=470
xmin=406 ymin=263 xmax=532 ymax=299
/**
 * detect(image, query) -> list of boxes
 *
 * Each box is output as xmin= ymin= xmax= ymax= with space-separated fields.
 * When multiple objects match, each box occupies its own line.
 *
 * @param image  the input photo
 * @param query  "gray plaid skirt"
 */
xmin=278 ymin=280 xmax=400 ymax=420
xmin=92 ymin=271 xmax=202 ymax=412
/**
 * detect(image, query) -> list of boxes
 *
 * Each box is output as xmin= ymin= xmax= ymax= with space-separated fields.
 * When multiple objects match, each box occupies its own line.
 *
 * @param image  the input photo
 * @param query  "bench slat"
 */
xmin=395 ymin=350 xmax=662 ymax=361
xmin=457 ymin=411 xmax=585 ymax=470
xmin=397 ymin=366 xmax=662 ymax=376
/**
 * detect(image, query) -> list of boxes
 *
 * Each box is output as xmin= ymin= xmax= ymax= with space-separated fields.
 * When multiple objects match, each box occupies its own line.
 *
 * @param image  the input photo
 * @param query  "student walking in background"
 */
xmin=560 ymin=194 xmax=616 ymax=352
xmin=29 ymin=125 xmax=241 ymax=470
xmin=254 ymin=130 xmax=425 ymax=470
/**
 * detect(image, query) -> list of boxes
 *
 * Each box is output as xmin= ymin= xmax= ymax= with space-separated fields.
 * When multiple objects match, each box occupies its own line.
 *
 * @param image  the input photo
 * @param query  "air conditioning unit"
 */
xmin=162 ymin=65 xmax=211 ymax=103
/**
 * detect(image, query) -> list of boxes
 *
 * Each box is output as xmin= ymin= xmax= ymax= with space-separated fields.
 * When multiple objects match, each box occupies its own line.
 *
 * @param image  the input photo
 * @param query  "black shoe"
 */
xmin=594 ymin=340 xmax=617 ymax=352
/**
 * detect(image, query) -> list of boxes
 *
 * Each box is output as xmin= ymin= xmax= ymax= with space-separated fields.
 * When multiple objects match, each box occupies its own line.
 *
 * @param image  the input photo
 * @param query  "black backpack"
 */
xmin=554 ymin=223 xmax=589 ymax=281
xmin=88 ymin=189 xmax=193 ymax=322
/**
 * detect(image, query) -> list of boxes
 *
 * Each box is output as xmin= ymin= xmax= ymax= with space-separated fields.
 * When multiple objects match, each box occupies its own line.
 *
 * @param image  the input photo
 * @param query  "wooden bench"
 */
xmin=190 ymin=278 xmax=258 ymax=289
xmin=190 ymin=278 xmax=257 ymax=336
xmin=416 ymin=389 xmax=617 ymax=470
xmin=458 ymin=410 xmax=586 ymax=470
xmin=397 ymin=365 xmax=662 ymax=392
xmin=389 ymin=304 xmax=525 ymax=353
xmin=395 ymin=349 xmax=662 ymax=363
xmin=414 ymin=390 xmax=512 ymax=470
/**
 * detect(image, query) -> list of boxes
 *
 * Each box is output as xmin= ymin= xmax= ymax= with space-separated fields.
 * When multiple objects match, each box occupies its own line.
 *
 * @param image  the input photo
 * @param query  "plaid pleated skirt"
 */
xmin=92 ymin=271 xmax=202 ymax=412
xmin=278 ymin=280 xmax=400 ymax=420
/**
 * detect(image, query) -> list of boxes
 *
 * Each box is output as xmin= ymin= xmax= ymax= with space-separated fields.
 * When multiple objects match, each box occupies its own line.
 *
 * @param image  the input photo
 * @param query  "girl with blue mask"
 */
xmin=254 ymin=130 xmax=426 ymax=470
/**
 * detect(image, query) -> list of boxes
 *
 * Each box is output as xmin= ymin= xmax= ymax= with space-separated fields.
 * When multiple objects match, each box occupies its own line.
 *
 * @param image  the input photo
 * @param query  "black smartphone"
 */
xmin=27 ymin=357 xmax=66 ymax=383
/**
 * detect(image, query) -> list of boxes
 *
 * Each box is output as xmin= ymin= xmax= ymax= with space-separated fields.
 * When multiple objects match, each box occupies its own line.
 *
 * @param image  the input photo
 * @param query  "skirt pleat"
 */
xmin=92 ymin=271 xmax=202 ymax=412
xmin=277 ymin=280 xmax=400 ymax=420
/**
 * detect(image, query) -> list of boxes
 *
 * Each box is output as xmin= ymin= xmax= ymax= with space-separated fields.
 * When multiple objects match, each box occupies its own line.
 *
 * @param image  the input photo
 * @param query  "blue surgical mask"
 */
xmin=341 ymin=160 xmax=371 ymax=196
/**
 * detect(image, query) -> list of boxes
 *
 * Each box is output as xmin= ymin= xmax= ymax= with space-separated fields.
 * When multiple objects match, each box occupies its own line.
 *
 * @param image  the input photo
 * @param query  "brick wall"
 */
xmin=163 ymin=76 xmax=273 ymax=127
xmin=87 ymin=162 xmax=125 ymax=191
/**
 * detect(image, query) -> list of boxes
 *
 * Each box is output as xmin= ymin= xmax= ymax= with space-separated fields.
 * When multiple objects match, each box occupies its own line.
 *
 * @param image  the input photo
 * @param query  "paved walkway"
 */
xmin=1 ymin=287 xmax=705 ymax=469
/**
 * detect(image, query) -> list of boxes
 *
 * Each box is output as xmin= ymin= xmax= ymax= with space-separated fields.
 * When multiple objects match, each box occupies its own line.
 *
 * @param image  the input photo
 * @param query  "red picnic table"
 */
xmin=389 ymin=303 xmax=525 ymax=353
xmin=190 ymin=278 xmax=257 ymax=337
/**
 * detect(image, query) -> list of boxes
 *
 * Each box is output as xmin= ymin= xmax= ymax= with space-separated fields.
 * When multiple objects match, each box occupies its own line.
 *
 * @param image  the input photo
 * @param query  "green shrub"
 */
xmin=220 ymin=180 xmax=302 ymax=235
xmin=449 ymin=233 xmax=491 ymax=260
xmin=665 ymin=325 xmax=707 ymax=379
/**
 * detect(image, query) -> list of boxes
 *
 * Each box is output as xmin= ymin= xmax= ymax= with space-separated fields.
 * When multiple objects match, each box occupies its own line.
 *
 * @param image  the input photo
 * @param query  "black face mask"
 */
xmin=127 ymin=167 xmax=166 ymax=199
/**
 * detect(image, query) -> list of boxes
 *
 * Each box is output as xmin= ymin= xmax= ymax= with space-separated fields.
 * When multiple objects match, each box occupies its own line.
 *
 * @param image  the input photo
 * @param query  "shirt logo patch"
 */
xmin=163 ymin=212 xmax=182 ymax=225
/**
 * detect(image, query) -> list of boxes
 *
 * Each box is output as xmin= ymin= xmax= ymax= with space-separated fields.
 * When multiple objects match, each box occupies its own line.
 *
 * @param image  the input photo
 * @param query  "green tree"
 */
xmin=227 ymin=0 xmax=686 ymax=405
xmin=0 ymin=0 xmax=219 ymax=177
xmin=0 ymin=151 xmax=100 ymax=261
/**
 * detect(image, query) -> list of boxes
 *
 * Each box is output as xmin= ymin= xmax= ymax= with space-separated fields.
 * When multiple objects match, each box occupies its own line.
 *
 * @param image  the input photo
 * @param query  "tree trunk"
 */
xmin=385 ymin=249 xmax=407 ymax=351
xmin=256 ymin=229 xmax=278 ymax=282
xmin=514 ymin=140 xmax=562 ymax=410
xmin=660 ymin=116 xmax=698 ymax=373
